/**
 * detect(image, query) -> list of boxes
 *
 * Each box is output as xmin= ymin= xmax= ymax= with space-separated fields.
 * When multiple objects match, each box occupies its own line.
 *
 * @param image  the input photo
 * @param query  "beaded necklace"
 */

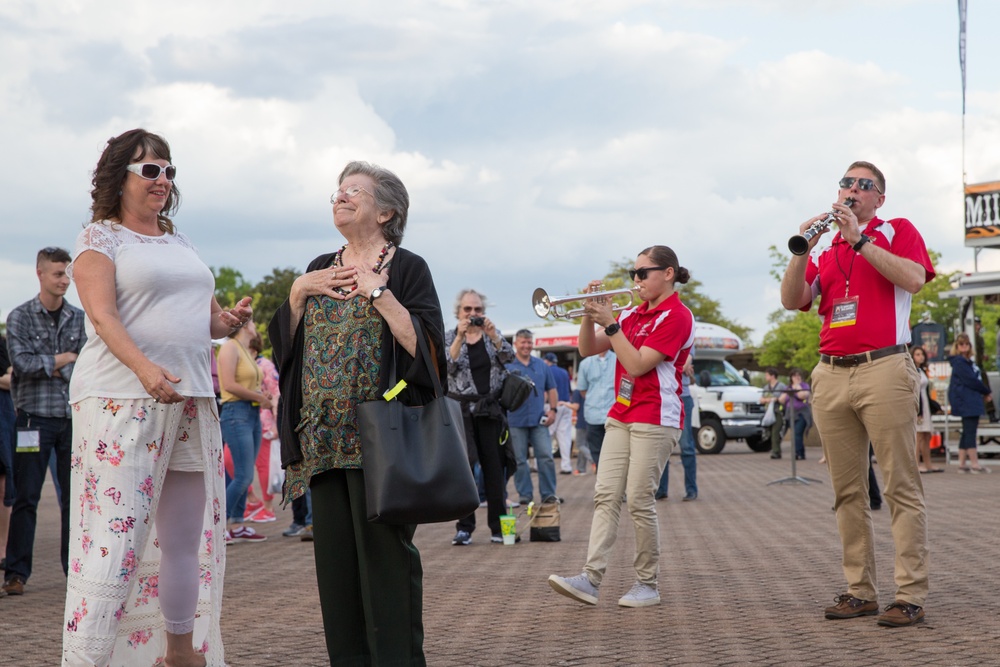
xmin=331 ymin=241 xmax=395 ymax=295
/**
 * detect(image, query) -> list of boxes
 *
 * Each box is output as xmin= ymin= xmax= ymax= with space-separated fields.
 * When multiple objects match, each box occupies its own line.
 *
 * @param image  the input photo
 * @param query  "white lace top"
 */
xmin=69 ymin=221 xmax=216 ymax=401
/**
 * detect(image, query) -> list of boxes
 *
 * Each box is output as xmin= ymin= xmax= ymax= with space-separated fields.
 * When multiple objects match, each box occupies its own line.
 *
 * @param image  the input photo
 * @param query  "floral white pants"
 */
xmin=62 ymin=397 xmax=227 ymax=667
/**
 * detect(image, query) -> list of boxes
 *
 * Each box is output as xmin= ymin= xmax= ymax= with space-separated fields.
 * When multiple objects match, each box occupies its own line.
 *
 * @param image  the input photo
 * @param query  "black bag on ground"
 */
xmin=357 ymin=316 xmax=479 ymax=525
xmin=528 ymin=500 xmax=561 ymax=542
xmin=499 ymin=370 xmax=535 ymax=412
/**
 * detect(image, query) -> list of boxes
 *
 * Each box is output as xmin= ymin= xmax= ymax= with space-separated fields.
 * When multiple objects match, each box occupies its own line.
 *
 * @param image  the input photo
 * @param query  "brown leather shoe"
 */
xmin=824 ymin=594 xmax=879 ymax=619
xmin=1 ymin=576 xmax=25 ymax=596
xmin=876 ymin=601 xmax=924 ymax=627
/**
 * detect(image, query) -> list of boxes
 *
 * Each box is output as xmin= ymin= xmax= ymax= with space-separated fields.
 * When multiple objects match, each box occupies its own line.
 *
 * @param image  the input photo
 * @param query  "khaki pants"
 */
xmin=584 ymin=418 xmax=679 ymax=587
xmin=811 ymin=353 xmax=928 ymax=606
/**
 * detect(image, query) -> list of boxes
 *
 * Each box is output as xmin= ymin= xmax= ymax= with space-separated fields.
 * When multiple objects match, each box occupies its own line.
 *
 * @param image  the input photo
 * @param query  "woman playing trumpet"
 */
xmin=548 ymin=245 xmax=694 ymax=608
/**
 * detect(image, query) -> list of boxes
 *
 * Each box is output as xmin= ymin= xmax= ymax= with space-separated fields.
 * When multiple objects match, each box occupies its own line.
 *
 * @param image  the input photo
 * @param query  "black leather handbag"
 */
xmin=498 ymin=369 xmax=535 ymax=412
xmin=357 ymin=316 xmax=479 ymax=524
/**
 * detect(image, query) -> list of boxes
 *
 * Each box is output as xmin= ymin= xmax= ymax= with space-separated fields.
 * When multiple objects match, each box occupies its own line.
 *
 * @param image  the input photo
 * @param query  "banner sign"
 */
xmin=964 ymin=181 xmax=1000 ymax=247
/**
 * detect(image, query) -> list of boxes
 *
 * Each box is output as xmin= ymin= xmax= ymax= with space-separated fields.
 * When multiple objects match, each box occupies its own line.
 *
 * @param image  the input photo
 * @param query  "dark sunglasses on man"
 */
xmin=839 ymin=177 xmax=882 ymax=194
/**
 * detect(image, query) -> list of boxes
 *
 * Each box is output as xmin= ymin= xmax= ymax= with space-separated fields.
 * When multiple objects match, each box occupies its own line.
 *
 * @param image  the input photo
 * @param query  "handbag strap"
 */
xmin=410 ymin=314 xmax=445 ymax=399
xmin=383 ymin=314 xmax=445 ymax=400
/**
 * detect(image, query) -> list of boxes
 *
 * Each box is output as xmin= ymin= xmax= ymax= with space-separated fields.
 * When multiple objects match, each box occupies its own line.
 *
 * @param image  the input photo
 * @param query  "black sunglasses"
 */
xmin=839 ymin=177 xmax=882 ymax=194
xmin=628 ymin=266 xmax=667 ymax=281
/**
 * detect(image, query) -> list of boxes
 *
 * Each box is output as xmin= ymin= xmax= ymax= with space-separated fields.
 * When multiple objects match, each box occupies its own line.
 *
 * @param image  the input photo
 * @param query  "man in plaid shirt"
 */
xmin=1 ymin=247 xmax=85 ymax=597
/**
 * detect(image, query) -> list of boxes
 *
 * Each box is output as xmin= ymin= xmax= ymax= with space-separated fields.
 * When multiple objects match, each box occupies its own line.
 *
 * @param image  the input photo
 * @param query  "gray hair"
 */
xmin=453 ymin=289 xmax=487 ymax=320
xmin=338 ymin=161 xmax=409 ymax=245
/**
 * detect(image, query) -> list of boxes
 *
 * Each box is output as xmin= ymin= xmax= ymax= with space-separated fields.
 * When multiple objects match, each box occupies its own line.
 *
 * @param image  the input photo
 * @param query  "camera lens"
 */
xmin=470 ymin=316 xmax=485 ymax=326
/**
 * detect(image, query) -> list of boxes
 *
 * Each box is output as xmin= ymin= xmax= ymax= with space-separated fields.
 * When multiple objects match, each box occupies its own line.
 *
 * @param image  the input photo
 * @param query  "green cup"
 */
xmin=499 ymin=514 xmax=517 ymax=545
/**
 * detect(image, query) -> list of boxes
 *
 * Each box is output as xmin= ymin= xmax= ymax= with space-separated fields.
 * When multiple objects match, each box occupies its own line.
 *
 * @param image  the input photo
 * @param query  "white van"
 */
xmin=688 ymin=322 xmax=768 ymax=454
xmin=527 ymin=321 xmax=767 ymax=455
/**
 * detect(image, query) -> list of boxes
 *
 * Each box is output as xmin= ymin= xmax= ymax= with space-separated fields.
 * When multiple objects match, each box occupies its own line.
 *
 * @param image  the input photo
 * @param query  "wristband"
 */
xmin=852 ymin=235 xmax=870 ymax=253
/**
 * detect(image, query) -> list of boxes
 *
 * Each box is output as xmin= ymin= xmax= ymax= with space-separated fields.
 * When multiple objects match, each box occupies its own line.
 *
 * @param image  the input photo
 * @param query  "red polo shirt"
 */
xmin=607 ymin=291 xmax=695 ymax=428
xmin=803 ymin=216 xmax=934 ymax=356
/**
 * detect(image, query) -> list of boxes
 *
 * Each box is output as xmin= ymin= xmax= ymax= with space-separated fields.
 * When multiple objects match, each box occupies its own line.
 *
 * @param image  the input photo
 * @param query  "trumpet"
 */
xmin=788 ymin=197 xmax=856 ymax=256
xmin=532 ymin=286 xmax=636 ymax=320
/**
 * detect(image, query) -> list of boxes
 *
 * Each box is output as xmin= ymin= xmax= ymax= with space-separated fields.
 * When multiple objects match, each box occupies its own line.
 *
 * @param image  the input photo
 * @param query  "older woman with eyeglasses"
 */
xmin=445 ymin=289 xmax=515 ymax=546
xmin=549 ymin=245 xmax=694 ymax=610
xmin=947 ymin=332 xmax=993 ymax=473
xmin=269 ymin=161 xmax=444 ymax=665
xmin=64 ymin=129 xmax=250 ymax=667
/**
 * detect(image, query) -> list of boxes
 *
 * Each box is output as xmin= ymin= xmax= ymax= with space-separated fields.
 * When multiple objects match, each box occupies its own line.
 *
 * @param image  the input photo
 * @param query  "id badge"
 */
xmin=617 ymin=375 xmax=635 ymax=407
xmin=16 ymin=428 xmax=41 ymax=454
xmin=830 ymin=296 xmax=859 ymax=328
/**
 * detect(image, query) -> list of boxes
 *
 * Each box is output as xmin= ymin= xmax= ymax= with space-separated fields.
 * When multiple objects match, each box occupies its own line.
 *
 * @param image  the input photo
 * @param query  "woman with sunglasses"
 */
xmin=947 ymin=333 xmax=993 ymax=473
xmin=444 ymin=289 xmax=515 ymax=546
xmin=269 ymin=161 xmax=444 ymax=665
xmin=64 ymin=129 xmax=250 ymax=666
xmin=549 ymin=245 xmax=693 ymax=609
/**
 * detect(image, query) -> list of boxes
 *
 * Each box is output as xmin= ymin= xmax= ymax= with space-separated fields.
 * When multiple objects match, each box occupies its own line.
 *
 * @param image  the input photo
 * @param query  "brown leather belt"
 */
xmin=819 ymin=344 xmax=908 ymax=368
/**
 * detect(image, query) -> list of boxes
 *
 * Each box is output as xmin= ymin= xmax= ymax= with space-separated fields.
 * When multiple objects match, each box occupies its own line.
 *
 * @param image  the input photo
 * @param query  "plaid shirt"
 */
xmin=5 ymin=296 xmax=86 ymax=419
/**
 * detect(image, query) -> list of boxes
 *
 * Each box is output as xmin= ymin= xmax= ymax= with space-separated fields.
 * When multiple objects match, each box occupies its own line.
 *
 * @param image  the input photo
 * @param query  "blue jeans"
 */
xmin=220 ymin=401 xmax=262 ymax=523
xmin=657 ymin=394 xmax=697 ymax=498
xmin=292 ymin=489 xmax=313 ymax=526
xmin=959 ymin=415 xmax=979 ymax=449
xmin=5 ymin=412 xmax=72 ymax=581
xmin=0 ymin=391 xmax=15 ymax=507
xmin=587 ymin=423 xmax=607 ymax=470
xmin=509 ymin=425 xmax=556 ymax=502
xmin=794 ymin=413 xmax=808 ymax=458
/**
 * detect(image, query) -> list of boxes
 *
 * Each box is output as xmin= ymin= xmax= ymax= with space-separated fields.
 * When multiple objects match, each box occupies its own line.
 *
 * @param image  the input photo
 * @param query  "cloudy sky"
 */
xmin=2 ymin=0 xmax=999 ymax=344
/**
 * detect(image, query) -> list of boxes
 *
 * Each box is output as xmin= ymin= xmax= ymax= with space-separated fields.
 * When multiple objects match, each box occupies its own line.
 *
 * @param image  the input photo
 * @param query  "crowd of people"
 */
xmin=3 ymin=141 xmax=1000 ymax=663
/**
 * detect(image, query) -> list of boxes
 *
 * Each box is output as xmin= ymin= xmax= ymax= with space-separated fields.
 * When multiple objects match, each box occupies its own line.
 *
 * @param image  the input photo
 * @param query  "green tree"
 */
xmin=252 ymin=267 xmax=300 ymax=352
xmin=757 ymin=311 xmax=822 ymax=373
xmin=211 ymin=266 xmax=254 ymax=308
xmin=911 ymin=249 xmax=962 ymax=339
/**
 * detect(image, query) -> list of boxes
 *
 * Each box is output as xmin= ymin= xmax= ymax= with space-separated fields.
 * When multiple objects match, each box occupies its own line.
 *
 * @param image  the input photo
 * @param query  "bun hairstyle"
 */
xmin=640 ymin=245 xmax=690 ymax=285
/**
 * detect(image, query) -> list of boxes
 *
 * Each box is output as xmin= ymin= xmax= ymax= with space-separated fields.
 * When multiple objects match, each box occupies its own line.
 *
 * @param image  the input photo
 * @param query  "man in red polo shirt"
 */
xmin=780 ymin=161 xmax=934 ymax=628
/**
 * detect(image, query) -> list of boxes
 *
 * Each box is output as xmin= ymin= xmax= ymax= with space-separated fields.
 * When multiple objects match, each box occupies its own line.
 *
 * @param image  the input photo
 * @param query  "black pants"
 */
xmin=5 ymin=412 xmax=71 ymax=582
xmin=456 ymin=414 xmax=505 ymax=536
xmin=310 ymin=468 xmax=425 ymax=667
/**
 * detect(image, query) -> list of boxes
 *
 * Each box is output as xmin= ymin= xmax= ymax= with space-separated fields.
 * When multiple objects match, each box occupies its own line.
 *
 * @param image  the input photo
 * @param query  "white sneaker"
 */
xmin=617 ymin=581 xmax=660 ymax=608
xmin=548 ymin=573 xmax=599 ymax=605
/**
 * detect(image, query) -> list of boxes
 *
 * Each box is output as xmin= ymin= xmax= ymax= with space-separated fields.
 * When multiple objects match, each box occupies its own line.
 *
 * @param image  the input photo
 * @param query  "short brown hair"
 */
xmin=846 ymin=160 xmax=885 ymax=195
xmin=37 ymin=246 xmax=71 ymax=266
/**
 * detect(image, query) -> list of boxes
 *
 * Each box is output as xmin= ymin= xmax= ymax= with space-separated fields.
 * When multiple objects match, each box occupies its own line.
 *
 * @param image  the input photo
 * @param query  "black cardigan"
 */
xmin=267 ymin=247 xmax=446 ymax=469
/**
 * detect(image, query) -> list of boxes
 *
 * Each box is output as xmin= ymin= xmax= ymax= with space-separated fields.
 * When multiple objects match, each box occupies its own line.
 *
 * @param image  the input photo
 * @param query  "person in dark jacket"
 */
xmin=269 ymin=161 xmax=444 ymax=666
xmin=948 ymin=332 xmax=993 ymax=473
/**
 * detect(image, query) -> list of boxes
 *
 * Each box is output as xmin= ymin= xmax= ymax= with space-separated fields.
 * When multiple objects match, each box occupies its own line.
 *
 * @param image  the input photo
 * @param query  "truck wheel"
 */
xmin=695 ymin=418 xmax=726 ymax=455
xmin=745 ymin=435 xmax=770 ymax=453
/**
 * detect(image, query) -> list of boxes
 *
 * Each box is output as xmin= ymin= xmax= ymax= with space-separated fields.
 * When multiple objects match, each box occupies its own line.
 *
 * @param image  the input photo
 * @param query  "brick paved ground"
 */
xmin=2 ymin=441 xmax=998 ymax=666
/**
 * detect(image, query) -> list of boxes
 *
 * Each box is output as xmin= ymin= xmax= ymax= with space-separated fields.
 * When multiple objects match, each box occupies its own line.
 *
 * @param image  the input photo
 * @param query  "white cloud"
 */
xmin=2 ymin=0 xmax=999 ymax=348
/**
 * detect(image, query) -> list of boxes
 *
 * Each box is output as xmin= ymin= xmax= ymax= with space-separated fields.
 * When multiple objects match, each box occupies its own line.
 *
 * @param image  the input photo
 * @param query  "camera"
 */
xmin=469 ymin=316 xmax=485 ymax=327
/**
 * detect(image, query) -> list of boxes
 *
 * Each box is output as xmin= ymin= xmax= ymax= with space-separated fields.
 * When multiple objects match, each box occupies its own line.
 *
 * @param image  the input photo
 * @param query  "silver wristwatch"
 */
xmin=370 ymin=286 xmax=387 ymax=301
